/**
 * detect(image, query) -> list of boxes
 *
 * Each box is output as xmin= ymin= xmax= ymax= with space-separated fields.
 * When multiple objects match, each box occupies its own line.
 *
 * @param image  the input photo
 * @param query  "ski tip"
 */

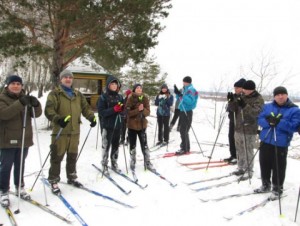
xmin=279 ymin=214 xmax=285 ymax=218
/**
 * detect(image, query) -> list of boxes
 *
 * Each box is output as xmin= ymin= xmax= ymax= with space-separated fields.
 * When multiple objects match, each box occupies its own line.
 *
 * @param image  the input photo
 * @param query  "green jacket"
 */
xmin=45 ymin=86 xmax=95 ymax=135
xmin=0 ymin=89 xmax=42 ymax=148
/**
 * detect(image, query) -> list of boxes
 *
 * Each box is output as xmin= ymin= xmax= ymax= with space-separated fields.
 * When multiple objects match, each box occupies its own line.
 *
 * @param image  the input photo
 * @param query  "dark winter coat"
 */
xmin=228 ymin=91 xmax=264 ymax=135
xmin=258 ymin=99 xmax=300 ymax=147
xmin=154 ymin=90 xmax=174 ymax=116
xmin=0 ymin=88 xmax=42 ymax=148
xmin=45 ymin=85 xmax=94 ymax=135
xmin=98 ymin=76 xmax=124 ymax=130
xmin=126 ymin=92 xmax=150 ymax=131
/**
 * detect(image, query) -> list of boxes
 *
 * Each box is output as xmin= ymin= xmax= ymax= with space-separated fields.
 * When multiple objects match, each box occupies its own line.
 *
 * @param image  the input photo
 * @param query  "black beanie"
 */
xmin=161 ymin=84 xmax=168 ymax=89
xmin=273 ymin=86 xmax=288 ymax=96
xmin=183 ymin=76 xmax=192 ymax=83
xmin=133 ymin=83 xmax=142 ymax=92
xmin=6 ymin=75 xmax=23 ymax=86
xmin=242 ymin=80 xmax=256 ymax=90
xmin=234 ymin=78 xmax=246 ymax=88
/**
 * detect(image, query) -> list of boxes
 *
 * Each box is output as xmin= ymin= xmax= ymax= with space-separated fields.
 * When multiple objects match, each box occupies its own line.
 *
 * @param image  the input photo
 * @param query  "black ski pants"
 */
xmin=157 ymin=115 xmax=170 ymax=143
xmin=179 ymin=110 xmax=193 ymax=151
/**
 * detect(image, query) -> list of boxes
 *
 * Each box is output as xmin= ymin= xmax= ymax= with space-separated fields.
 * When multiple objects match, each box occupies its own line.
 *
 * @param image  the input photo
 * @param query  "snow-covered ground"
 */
xmin=1 ymin=93 xmax=300 ymax=226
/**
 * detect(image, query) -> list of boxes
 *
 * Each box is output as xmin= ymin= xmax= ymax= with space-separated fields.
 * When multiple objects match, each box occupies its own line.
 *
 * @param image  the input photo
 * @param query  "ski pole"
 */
xmin=96 ymin=116 xmax=100 ymax=150
xmin=153 ymin=119 xmax=158 ymax=146
xmin=273 ymin=127 xmax=283 ymax=217
xmin=119 ymin=114 xmax=128 ymax=174
xmin=31 ymin=106 xmax=48 ymax=206
xmin=294 ymin=186 xmax=300 ymax=222
xmin=205 ymin=112 xmax=227 ymax=170
xmin=30 ymin=126 xmax=64 ymax=191
xmin=15 ymin=105 xmax=28 ymax=214
xmin=76 ymin=126 xmax=93 ymax=162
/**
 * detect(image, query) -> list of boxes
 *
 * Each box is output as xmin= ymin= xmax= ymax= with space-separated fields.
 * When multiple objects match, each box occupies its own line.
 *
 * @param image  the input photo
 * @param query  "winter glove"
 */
xmin=266 ymin=113 xmax=282 ymax=127
xmin=138 ymin=103 xmax=144 ymax=112
xmin=19 ymin=96 xmax=31 ymax=106
xmin=158 ymin=94 xmax=166 ymax=99
xmin=227 ymin=92 xmax=234 ymax=102
xmin=113 ymin=102 xmax=123 ymax=112
xmin=174 ymin=85 xmax=182 ymax=96
xmin=30 ymin=96 xmax=39 ymax=107
xmin=89 ymin=116 xmax=97 ymax=127
xmin=57 ymin=115 xmax=71 ymax=128
xmin=237 ymin=97 xmax=246 ymax=108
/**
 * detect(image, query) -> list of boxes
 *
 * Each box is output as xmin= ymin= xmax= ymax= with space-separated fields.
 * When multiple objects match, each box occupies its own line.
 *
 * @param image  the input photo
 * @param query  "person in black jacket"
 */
xmin=224 ymin=78 xmax=246 ymax=164
xmin=154 ymin=84 xmax=174 ymax=146
xmin=98 ymin=76 xmax=124 ymax=175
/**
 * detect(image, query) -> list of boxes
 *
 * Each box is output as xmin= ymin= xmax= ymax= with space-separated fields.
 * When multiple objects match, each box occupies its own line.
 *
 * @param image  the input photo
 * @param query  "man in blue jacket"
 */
xmin=173 ymin=76 xmax=198 ymax=155
xmin=255 ymin=86 xmax=300 ymax=196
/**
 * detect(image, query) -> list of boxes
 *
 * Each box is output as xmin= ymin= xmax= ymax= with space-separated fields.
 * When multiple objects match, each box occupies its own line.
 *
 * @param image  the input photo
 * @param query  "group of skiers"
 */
xmin=1 ymin=71 xmax=299 ymax=208
xmin=225 ymin=78 xmax=300 ymax=197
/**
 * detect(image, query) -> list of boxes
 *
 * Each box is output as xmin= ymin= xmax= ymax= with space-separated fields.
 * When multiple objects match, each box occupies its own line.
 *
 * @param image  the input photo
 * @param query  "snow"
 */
xmin=1 ymin=93 xmax=300 ymax=226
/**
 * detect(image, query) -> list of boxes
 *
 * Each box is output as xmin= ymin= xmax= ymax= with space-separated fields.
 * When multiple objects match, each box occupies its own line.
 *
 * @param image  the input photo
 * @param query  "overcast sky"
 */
xmin=152 ymin=0 xmax=300 ymax=96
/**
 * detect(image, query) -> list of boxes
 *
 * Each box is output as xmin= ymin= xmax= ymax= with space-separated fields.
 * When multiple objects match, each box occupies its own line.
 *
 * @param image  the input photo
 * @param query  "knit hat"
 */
xmin=161 ymin=84 xmax=168 ymax=89
xmin=6 ymin=75 xmax=23 ymax=86
xmin=60 ymin=70 xmax=74 ymax=79
xmin=125 ymin=89 xmax=132 ymax=96
xmin=242 ymin=80 xmax=256 ymax=90
xmin=273 ymin=86 xmax=288 ymax=96
xmin=234 ymin=78 xmax=246 ymax=88
xmin=183 ymin=76 xmax=192 ymax=83
xmin=132 ymin=83 xmax=142 ymax=92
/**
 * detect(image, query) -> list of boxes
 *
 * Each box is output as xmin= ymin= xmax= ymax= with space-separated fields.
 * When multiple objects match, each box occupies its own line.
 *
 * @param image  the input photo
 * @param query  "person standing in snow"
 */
xmin=154 ymin=84 xmax=174 ymax=146
xmin=0 ymin=75 xmax=42 ymax=207
xmin=98 ymin=76 xmax=124 ymax=175
xmin=227 ymin=80 xmax=264 ymax=180
xmin=120 ymin=89 xmax=132 ymax=145
xmin=224 ymin=78 xmax=246 ymax=164
xmin=254 ymin=86 xmax=300 ymax=196
xmin=126 ymin=84 xmax=155 ymax=171
xmin=174 ymin=76 xmax=199 ymax=155
xmin=45 ymin=70 xmax=96 ymax=194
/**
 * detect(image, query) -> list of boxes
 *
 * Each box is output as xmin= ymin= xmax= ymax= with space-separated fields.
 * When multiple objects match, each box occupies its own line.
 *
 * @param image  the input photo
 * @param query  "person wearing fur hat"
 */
xmin=254 ymin=86 xmax=300 ymax=197
xmin=98 ymin=75 xmax=124 ymax=175
xmin=120 ymin=89 xmax=132 ymax=145
xmin=224 ymin=78 xmax=246 ymax=164
xmin=173 ymin=76 xmax=199 ymax=155
xmin=227 ymin=80 xmax=264 ymax=181
xmin=45 ymin=69 xmax=96 ymax=194
xmin=0 ymin=75 xmax=42 ymax=207
xmin=154 ymin=84 xmax=174 ymax=146
xmin=126 ymin=84 xmax=155 ymax=172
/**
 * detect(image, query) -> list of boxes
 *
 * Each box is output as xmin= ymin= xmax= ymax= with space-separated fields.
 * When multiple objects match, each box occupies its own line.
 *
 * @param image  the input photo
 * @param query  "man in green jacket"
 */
xmin=0 ymin=75 xmax=42 ymax=207
xmin=45 ymin=70 xmax=96 ymax=194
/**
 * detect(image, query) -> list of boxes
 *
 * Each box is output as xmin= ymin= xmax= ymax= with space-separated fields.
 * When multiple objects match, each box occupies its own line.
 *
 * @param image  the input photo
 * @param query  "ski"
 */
xmin=147 ymin=169 xmax=177 ymax=187
xmin=149 ymin=140 xmax=175 ymax=152
xmin=191 ymin=178 xmax=238 ymax=192
xmin=163 ymin=151 xmax=199 ymax=158
xmin=60 ymin=182 xmax=135 ymax=209
xmin=9 ymin=192 xmax=71 ymax=224
xmin=224 ymin=195 xmax=287 ymax=220
xmin=41 ymin=178 xmax=88 ymax=226
xmin=185 ymin=173 xmax=234 ymax=186
xmin=199 ymin=191 xmax=268 ymax=202
xmin=92 ymin=164 xmax=131 ymax=195
xmin=108 ymin=167 xmax=148 ymax=189
xmin=3 ymin=207 xmax=18 ymax=226
xmin=179 ymin=160 xmax=225 ymax=166
xmin=186 ymin=162 xmax=229 ymax=170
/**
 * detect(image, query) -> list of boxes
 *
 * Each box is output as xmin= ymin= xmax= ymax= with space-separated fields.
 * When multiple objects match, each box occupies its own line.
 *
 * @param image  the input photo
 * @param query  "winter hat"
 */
xmin=161 ymin=84 xmax=168 ymax=89
xmin=132 ymin=83 xmax=142 ymax=92
xmin=183 ymin=76 xmax=192 ymax=83
xmin=60 ymin=69 xmax=74 ymax=79
xmin=234 ymin=78 xmax=246 ymax=88
xmin=242 ymin=80 xmax=256 ymax=90
xmin=273 ymin=86 xmax=288 ymax=96
xmin=125 ymin=89 xmax=132 ymax=96
xmin=6 ymin=75 xmax=23 ymax=86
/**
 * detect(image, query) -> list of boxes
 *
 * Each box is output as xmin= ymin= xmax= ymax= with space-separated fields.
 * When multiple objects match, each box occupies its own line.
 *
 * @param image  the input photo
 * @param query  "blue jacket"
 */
xmin=258 ymin=98 xmax=300 ymax=147
xmin=177 ymin=84 xmax=198 ymax=112
xmin=155 ymin=92 xmax=174 ymax=116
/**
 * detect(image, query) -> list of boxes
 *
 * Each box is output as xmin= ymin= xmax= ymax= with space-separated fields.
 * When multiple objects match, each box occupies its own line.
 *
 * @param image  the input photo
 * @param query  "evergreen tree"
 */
xmin=0 ymin=0 xmax=171 ymax=86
